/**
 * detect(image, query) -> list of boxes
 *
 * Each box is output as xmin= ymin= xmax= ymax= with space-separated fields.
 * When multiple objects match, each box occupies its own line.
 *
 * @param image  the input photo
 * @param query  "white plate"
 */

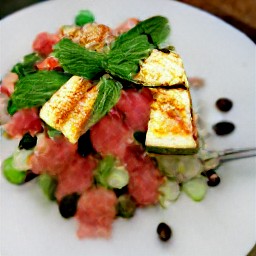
xmin=0 ymin=0 xmax=255 ymax=255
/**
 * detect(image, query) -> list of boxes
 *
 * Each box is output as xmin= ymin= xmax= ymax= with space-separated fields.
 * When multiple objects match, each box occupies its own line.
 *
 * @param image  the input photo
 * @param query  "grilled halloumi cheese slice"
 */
xmin=40 ymin=76 xmax=98 ymax=144
xmin=146 ymin=88 xmax=198 ymax=154
xmin=134 ymin=49 xmax=189 ymax=88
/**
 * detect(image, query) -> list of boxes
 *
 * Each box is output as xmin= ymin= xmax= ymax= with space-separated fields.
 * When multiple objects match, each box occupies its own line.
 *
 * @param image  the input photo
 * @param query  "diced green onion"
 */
xmin=107 ymin=166 xmax=129 ymax=189
xmin=94 ymin=155 xmax=129 ymax=189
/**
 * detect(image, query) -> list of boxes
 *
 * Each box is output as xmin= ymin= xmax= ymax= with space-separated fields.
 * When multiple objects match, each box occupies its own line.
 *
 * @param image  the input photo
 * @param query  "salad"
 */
xmin=1 ymin=10 xmax=214 ymax=240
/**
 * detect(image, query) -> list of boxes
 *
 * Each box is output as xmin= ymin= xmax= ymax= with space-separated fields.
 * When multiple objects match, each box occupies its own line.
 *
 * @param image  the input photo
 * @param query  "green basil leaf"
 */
xmin=53 ymin=38 xmax=106 ymax=79
xmin=8 ymin=71 xmax=71 ymax=114
xmin=86 ymin=76 xmax=122 ymax=129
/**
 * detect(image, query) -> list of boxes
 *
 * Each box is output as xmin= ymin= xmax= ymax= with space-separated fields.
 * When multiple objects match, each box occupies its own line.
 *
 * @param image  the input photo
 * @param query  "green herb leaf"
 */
xmin=107 ymin=35 xmax=153 ymax=80
xmin=53 ymin=38 xmax=105 ymax=79
xmin=85 ymin=76 xmax=122 ymax=129
xmin=11 ymin=53 xmax=42 ymax=78
xmin=8 ymin=71 xmax=71 ymax=114
xmin=7 ymin=99 xmax=18 ymax=115
xmin=117 ymin=16 xmax=170 ymax=47
xmin=53 ymin=16 xmax=171 ymax=81
xmin=75 ymin=10 xmax=95 ymax=26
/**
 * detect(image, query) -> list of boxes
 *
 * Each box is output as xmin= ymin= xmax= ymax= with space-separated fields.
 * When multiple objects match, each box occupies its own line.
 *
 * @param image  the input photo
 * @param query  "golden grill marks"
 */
xmin=59 ymin=23 xmax=115 ymax=52
xmin=134 ymin=49 xmax=189 ymax=88
xmin=133 ymin=49 xmax=198 ymax=154
xmin=145 ymin=88 xmax=198 ymax=154
xmin=40 ymin=76 xmax=98 ymax=144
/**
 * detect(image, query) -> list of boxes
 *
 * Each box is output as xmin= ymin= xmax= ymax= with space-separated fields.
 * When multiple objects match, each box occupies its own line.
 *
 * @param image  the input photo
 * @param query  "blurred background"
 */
xmin=1 ymin=0 xmax=255 ymax=42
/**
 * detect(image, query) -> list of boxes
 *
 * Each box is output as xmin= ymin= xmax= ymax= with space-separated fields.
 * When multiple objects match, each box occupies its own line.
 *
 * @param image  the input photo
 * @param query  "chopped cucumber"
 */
xmin=158 ymin=179 xmax=180 ymax=208
xmin=156 ymin=155 xmax=203 ymax=183
xmin=182 ymin=177 xmax=207 ymax=201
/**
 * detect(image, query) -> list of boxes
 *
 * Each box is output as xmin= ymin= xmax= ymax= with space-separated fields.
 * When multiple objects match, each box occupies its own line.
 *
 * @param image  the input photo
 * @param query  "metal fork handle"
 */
xmin=219 ymin=147 xmax=256 ymax=156
xmin=219 ymin=147 xmax=256 ymax=163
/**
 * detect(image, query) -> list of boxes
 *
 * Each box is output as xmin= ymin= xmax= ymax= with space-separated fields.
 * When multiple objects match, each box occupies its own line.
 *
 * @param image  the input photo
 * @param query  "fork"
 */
xmin=198 ymin=147 xmax=256 ymax=172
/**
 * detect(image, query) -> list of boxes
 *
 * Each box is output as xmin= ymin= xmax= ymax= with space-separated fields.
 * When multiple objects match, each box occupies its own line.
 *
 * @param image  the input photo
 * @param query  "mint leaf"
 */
xmin=107 ymin=35 xmax=153 ymax=80
xmin=8 ymin=71 xmax=71 ymax=114
xmin=7 ymin=99 xmax=18 ymax=115
xmin=53 ymin=16 xmax=171 ymax=81
xmin=117 ymin=16 xmax=170 ymax=47
xmin=86 ymin=76 xmax=122 ymax=129
xmin=11 ymin=53 xmax=42 ymax=78
xmin=53 ymin=38 xmax=105 ymax=79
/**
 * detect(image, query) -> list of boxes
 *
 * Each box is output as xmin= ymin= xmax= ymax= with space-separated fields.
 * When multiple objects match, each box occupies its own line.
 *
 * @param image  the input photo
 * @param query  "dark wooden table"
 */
xmin=177 ymin=0 xmax=256 ymax=42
